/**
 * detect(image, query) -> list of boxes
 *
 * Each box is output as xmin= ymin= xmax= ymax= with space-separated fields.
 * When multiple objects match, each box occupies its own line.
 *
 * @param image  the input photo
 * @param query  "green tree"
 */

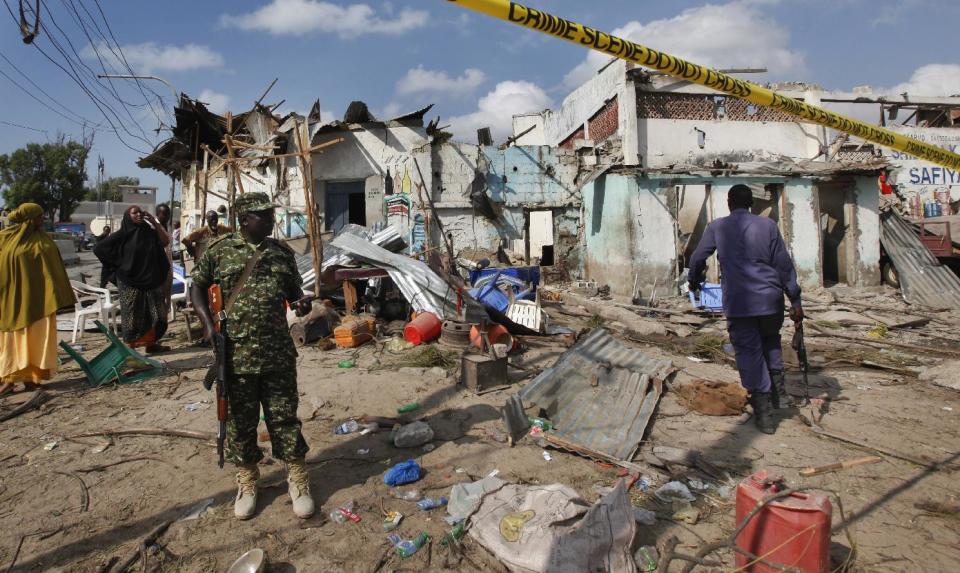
xmin=86 ymin=175 xmax=140 ymax=202
xmin=0 ymin=137 xmax=91 ymax=221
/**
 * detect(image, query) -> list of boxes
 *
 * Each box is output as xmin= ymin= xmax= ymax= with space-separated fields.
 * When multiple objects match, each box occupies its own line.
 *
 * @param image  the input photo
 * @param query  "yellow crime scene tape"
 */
xmin=447 ymin=0 xmax=960 ymax=171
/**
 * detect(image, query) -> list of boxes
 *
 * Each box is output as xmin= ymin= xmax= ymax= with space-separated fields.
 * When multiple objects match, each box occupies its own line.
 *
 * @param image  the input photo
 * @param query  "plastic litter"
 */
xmin=337 ymin=360 xmax=355 ymax=368
xmin=329 ymin=500 xmax=361 ymax=524
xmin=416 ymin=496 xmax=448 ymax=511
xmin=542 ymin=451 xmax=552 ymax=461
xmin=397 ymin=402 xmax=420 ymax=414
xmin=43 ymin=441 xmax=59 ymax=451
xmin=634 ymin=546 xmax=659 ymax=571
xmin=390 ymin=488 xmax=422 ymax=501
xmin=634 ymin=476 xmax=652 ymax=492
xmin=441 ymin=521 xmax=466 ymax=547
xmin=184 ymin=401 xmax=208 ymax=412
xmin=654 ymin=481 xmax=697 ymax=503
xmin=334 ymin=420 xmax=360 ymax=435
xmin=527 ymin=416 xmax=553 ymax=431
xmin=383 ymin=459 xmax=422 ymax=486
xmin=688 ymin=478 xmax=710 ymax=491
xmin=671 ymin=500 xmax=700 ymax=524
xmin=357 ymin=448 xmax=370 ymax=456
xmin=393 ymin=421 xmax=434 ymax=448
xmin=382 ymin=511 xmax=403 ymax=532
xmin=633 ymin=508 xmax=657 ymax=526
xmin=388 ymin=532 xmax=430 ymax=559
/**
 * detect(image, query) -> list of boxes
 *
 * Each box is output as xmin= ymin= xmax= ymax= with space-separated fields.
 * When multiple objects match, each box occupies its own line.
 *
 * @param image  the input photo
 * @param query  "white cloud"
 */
xmin=83 ymin=41 xmax=224 ymax=74
xmin=198 ymin=89 xmax=231 ymax=114
xmin=219 ymin=0 xmax=428 ymax=37
xmin=448 ymin=81 xmax=553 ymax=142
xmin=888 ymin=64 xmax=960 ymax=98
xmin=823 ymin=63 xmax=960 ymax=124
xmin=563 ymin=1 xmax=805 ymax=89
xmin=396 ymin=66 xmax=486 ymax=96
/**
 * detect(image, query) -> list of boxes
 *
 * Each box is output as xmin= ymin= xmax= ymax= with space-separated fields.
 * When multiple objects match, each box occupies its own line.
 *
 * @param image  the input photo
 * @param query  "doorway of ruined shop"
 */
xmin=325 ymin=180 xmax=366 ymax=234
xmin=677 ymin=182 xmax=782 ymax=282
xmin=523 ymin=209 xmax=555 ymax=266
xmin=817 ymin=179 xmax=856 ymax=285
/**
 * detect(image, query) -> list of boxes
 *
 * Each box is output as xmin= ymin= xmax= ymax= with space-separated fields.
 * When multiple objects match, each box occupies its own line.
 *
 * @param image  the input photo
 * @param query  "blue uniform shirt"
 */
xmin=689 ymin=209 xmax=802 ymax=318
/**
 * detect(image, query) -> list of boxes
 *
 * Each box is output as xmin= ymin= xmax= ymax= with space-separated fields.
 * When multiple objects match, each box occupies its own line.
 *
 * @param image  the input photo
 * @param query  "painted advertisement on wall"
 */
xmin=885 ymin=126 xmax=960 ymax=210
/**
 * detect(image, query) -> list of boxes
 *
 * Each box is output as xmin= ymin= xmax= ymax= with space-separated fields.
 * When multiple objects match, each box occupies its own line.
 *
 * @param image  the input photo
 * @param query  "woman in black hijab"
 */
xmin=94 ymin=205 xmax=171 ymax=353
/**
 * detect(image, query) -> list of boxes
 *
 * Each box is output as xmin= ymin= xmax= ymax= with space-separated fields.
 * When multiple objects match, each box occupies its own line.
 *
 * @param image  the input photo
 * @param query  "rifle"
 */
xmin=203 ymin=284 xmax=229 ymax=468
xmin=791 ymin=321 xmax=810 ymax=406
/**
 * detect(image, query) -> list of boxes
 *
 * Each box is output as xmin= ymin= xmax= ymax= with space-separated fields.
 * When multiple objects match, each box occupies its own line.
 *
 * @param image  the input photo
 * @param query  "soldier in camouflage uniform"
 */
xmin=190 ymin=192 xmax=314 ymax=520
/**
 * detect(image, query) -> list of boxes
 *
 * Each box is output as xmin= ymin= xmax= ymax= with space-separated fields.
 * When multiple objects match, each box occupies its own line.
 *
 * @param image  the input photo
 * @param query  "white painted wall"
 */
xmin=512 ymin=114 xmax=546 ymax=146
xmin=783 ymin=180 xmax=822 ymax=289
xmin=641 ymin=119 xmax=819 ymax=168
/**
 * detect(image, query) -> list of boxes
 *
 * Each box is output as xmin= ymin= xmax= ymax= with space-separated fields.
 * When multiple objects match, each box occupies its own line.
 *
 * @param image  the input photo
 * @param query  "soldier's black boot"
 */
xmin=750 ymin=392 xmax=775 ymax=434
xmin=769 ymin=370 xmax=796 ymax=409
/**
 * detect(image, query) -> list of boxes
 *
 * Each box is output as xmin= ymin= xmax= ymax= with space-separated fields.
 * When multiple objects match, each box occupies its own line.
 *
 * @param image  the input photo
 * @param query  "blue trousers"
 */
xmin=726 ymin=314 xmax=784 ymax=393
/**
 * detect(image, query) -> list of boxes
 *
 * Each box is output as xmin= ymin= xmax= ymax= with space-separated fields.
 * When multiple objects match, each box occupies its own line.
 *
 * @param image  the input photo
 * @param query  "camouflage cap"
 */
xmin=233 ymin=192 xmax=278 ymax=216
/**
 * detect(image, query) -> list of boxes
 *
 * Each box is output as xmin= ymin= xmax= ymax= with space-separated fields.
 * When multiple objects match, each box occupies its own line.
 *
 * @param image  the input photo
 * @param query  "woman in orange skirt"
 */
xmin=0 ymin=203 xmax=76 ymax=394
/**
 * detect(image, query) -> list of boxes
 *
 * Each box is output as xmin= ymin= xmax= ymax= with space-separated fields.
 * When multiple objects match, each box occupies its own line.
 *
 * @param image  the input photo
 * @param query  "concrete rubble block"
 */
xmin=919 ymin=360 xmax=960 ymax=391
xmin=393 ymin=421 xmax=435 ymax=448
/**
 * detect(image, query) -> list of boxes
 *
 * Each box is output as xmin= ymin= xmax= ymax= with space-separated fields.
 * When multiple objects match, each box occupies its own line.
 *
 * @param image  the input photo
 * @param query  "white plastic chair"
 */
xmin=170 ymin=269 xmax=190 ymax=318
xmin=69 ymin=280 xmax=118 ymax=343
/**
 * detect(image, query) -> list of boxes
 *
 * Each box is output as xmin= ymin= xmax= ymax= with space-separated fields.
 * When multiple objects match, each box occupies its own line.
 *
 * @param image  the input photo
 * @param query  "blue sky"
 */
xmin=1 ymin=0 xmax=958 ymax=199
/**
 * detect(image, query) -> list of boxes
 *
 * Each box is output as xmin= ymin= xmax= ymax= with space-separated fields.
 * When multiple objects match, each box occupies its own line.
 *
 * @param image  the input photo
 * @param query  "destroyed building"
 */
xmin=138 ymin=62 xmax=960 ymax=298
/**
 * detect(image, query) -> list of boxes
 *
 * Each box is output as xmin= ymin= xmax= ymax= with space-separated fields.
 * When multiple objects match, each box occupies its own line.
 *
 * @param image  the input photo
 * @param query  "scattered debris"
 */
xmin=677 ymin=380 xmax=748 ymax=416
xmin=520 ymin=329 xmax=674 ymax=462
xmin=393 ymin=421 xmax=434 ymax=448
xmin=468 ymin=480 xmax=637 ymax=573
xmin=799 ymin=456 xmax=883 ymax=477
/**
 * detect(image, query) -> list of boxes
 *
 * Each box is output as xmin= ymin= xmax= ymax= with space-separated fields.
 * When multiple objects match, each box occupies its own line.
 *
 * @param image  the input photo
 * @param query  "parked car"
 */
xmin=53 ymin=222 xmax=87 ymax=252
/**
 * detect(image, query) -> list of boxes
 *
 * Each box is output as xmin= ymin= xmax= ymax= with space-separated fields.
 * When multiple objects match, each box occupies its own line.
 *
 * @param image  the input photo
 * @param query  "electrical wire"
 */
xmin=39 ymin=0 xmax=152 ymax=141
xmin=1 ymin=0 xmax=149 ymax=152
xmin=0 ymin=49 xmax=100 ymax=126
xmin=73 ymin=0 xmax=169 ymax=123
xmin=1 ymin=119 xmax=49 ymax=134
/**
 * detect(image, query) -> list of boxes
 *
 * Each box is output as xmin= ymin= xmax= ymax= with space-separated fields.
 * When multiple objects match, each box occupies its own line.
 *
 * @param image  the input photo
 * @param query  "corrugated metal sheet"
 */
xmin=330 ymin=233 xmax=485 ymax=320
xmin=520 ymin=329 xmax=674 ymax=462
xmin=880 ymin=209 xmax=960 ymax=309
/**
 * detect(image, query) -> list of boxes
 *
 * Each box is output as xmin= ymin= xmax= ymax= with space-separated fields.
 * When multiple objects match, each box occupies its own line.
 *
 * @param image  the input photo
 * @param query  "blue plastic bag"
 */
xmin=384 ymin=459 xmax=422 ymax=486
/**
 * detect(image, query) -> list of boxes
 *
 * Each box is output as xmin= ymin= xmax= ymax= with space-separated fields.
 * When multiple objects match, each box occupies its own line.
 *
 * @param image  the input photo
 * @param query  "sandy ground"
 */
xmin=1 ymin=255 xmax=958 ymax=572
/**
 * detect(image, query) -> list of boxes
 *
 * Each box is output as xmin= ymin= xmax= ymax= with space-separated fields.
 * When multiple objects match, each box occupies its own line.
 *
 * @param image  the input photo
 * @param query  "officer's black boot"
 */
xmin=769 ymin=369 xmax=796 ymax=409
xmin=750 ymin=392 xmax=776 ymax=434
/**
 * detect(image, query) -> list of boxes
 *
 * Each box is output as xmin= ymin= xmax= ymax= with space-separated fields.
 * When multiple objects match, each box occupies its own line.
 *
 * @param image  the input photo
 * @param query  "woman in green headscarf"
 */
xmin=0 ymin=203 xmax=75 ymax=394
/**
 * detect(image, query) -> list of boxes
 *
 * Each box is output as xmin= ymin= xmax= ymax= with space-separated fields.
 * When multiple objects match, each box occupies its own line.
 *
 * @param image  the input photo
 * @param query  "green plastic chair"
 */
xmin=59 ymin=320 xmax=164 ymax=387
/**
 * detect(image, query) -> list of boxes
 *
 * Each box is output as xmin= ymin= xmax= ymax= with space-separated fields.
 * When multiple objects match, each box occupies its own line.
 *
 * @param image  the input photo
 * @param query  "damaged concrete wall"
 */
xmin=582 ymin=174 xmax=677 ymax=297
xmin=639 ymin=118 xmax=819 ymax=168
xmin=310 ymin=125 xmax=430 ymax=240
xmin=850 ymin=177 xmax=882 ymax=286
xmin=432 ymin=143 xmax=582 ymax=263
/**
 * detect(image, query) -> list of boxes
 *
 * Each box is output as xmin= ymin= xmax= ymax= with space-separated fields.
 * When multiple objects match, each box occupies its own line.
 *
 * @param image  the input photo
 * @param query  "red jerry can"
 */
xmin=735 ymin=470 xmax=832 ymax=573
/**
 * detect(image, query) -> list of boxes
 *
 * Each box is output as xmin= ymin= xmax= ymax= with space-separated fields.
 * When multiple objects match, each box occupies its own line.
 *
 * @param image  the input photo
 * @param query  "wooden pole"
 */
xmin=296 ymin=119 xmax=323 ymax=290
xmin=200 ymin=149 xmax=209 ymax=222
xmin=225 ymin=112 xmax=236 ymax=227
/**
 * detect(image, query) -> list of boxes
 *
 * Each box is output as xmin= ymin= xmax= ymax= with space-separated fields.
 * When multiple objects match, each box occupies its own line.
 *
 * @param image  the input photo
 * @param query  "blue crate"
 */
xmin=689 ymin=282 xmax=723 ymax=312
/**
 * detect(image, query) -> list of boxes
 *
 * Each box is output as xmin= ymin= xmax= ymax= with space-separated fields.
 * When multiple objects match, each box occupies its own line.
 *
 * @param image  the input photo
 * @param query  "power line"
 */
xmin=72 ymin=0 xmax=168 ymax=123
xmin=39 ymin=0 xmax=152 ymax=142
xmin=0 ymin=63 xmax=99 ymax=129
xmin=1 ymin=119 xmax=49 ymax=134
xmin=2 ymin=0 xmax=154 ymax=153
xmin=0 ymin=48 xmax=99 ymax=126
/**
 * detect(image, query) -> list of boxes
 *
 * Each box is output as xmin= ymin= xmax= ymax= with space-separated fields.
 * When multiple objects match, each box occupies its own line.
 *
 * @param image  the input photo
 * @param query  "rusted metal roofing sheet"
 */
xmin=519 ymin=328 xmax=675 ymax=462
xmin=881 ymin=209 xmax=960 ymax=309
